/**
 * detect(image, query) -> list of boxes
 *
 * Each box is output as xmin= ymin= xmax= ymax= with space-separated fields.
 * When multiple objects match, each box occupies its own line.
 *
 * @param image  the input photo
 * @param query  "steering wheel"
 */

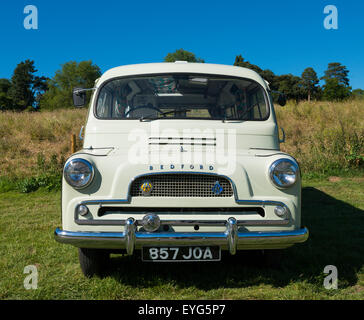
xmin=124 ymin=105 xmax=165 ymax=117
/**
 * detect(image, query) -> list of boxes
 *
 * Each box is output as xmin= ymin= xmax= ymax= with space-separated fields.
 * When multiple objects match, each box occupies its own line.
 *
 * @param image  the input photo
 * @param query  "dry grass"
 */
xmin=0 ymin=100 xmax=363 ymax=181
xmin=276 ymin=99 xmax=364 ymax=174
xmin=0 ymin=108 xmax=87 ymax=178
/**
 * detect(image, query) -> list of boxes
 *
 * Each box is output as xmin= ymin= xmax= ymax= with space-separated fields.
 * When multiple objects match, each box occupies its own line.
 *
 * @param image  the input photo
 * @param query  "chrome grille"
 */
xmin=130 ymin=174 xmax=234 ymax=197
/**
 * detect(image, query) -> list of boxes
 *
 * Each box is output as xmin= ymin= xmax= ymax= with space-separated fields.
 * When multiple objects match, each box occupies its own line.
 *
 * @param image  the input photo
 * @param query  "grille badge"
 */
xmin=140 ymin=180 xmax=153 ymax=196
xmin=212 ymin=181 xmax=223 ymax=195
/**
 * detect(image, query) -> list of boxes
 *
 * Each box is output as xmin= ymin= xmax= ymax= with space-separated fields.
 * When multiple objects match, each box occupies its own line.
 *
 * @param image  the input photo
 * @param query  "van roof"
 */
xmin=98 ymin=62 xmax=268 ymax=89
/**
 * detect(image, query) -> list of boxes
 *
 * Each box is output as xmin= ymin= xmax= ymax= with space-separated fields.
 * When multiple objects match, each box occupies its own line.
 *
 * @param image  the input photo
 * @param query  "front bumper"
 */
xmin=54 ymin=218 xmax=309 ymax=255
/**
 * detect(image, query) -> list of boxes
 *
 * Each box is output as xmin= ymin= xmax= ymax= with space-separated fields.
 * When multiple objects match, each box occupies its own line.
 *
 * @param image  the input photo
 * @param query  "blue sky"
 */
xmin=0 ymin=0 xmax=363 ymax=89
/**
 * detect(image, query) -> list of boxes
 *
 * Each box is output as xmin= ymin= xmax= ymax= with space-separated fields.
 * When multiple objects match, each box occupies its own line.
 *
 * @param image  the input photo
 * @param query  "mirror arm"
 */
xmin=79 ymin=126 xmax=84 ymax=141
xmin=271 ymin=90 xmax=284 ymax=95
xmin=74 ymin=87 xmax=97 ymax=95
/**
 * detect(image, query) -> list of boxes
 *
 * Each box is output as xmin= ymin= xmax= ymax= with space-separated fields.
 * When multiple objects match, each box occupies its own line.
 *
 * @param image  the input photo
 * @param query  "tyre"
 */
xmin=78 ymin=248 xmax=110 ymax=278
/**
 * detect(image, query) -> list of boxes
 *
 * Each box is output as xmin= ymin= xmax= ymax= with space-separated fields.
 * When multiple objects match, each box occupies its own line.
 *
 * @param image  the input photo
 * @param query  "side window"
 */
xmin=247 ymin=89 xmax=268 ymax=120
xmin=97 ymin=91 xmax=107 ymax=118
xmin=97 ymin=88 xmax=113 ymax=118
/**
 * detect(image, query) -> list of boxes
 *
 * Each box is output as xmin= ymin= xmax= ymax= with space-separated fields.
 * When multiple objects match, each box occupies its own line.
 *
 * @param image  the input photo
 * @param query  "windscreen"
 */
xmin=95 ymin=74 xmax=269 ymax=120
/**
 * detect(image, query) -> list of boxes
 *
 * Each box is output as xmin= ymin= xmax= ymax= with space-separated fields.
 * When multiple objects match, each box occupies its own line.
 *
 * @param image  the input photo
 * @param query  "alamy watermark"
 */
xmin=22 ymin=5 xmax=338 ymax=31
xmin=324 ymin=5 xmax=338 ymax=30
xmin=323 ymin=265 xmax=338 ymax=289
xmin=23 ymin=265 xmax=38 ymax=290
xmin=127 ymin=123 xmax=237 ymax=175
xmin=23 ymin=5 xmax=38 ymax=30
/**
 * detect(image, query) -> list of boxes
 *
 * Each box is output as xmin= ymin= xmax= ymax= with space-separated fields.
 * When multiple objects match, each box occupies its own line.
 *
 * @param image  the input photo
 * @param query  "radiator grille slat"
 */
xmin=131 ymin=174 xmax=233 ymax=197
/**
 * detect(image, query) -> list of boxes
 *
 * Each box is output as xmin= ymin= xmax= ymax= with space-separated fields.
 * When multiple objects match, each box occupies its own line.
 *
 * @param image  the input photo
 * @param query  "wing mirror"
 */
xmin=72 ymin=87 xmax=97 ymax=107
xmin=72 ymin=88 xmax=87 ymax=107
xmin=271 ymin=91 xmax=287 ymax=107
xmin=277 ymin=93 xmax=287 ymax=106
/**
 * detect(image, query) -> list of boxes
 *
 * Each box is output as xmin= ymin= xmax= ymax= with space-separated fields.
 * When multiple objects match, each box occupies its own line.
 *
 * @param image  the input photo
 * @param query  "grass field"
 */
xmin=0 ymin=177 xmax=363 ymax=300
xmin=0 ymin=101 xmax=363 ymax=300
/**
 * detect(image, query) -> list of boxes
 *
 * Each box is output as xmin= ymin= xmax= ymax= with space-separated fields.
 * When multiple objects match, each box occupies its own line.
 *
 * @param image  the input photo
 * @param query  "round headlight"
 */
xmin=64 ymin=158 xmax=94 ymax=189
xmin=269 ymin=159 xmax=299 ymax=188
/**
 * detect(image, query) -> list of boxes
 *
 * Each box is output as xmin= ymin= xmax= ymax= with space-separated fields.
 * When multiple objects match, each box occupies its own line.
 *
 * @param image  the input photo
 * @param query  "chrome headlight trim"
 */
xmin=269 ymin=158 xmax=299 ymax=189
xmin=63 ymin=158 xmax=95 ymax=190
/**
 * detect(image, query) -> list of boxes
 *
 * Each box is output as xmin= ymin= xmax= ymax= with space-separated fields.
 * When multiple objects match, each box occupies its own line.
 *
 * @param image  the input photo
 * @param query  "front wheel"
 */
xmin=78 ymin=248 xmax=110 ymax=278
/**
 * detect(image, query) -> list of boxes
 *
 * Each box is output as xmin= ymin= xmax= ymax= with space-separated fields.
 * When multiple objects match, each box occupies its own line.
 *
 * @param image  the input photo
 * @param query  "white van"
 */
xmin=54 ymin=62 xmax=308 ymax=277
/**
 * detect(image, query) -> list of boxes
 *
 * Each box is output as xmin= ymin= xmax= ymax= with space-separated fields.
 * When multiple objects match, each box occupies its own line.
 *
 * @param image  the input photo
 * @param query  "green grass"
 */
xmin=0 ymin=177 xmax=363 ymax=300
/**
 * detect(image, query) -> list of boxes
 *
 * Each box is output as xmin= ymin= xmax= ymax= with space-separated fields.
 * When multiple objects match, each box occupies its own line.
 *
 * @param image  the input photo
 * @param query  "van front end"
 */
xmin=55 ymin=62 xmax=308 ymax=277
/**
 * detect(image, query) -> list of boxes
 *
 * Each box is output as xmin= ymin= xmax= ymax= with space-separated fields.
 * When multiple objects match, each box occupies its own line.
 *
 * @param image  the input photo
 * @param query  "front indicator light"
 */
xmin=77 ymin=205 xmax=89 ymax=216
xmin=274 ymin=205 xmax=290 ymax=218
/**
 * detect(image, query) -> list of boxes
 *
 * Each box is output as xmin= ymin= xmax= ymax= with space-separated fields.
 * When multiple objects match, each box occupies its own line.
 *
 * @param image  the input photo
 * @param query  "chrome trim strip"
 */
xmin=74 ymin=218 xmax=290 ymax=227
xmin=81 ymin=198 xmax=289 ymax=207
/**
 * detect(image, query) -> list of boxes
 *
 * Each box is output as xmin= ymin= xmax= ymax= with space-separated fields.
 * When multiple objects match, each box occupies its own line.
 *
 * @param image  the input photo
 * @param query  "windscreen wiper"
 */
xmin=160 ymin=109 xmax=191 ymax=116
xmin=139 ymin=115 xmax=162 ymax=122
xmin=139 ymin=109 xmax=191 ymax=121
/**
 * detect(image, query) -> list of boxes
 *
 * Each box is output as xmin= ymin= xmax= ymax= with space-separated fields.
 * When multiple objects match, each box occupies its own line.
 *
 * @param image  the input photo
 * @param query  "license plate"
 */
xmin=142 ymin=246 xmax=221 ymax=262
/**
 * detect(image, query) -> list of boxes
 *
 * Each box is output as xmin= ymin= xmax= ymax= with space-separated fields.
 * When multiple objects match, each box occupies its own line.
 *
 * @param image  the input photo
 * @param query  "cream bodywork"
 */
xmin=61 ymin=62 xmax=302 ymax=247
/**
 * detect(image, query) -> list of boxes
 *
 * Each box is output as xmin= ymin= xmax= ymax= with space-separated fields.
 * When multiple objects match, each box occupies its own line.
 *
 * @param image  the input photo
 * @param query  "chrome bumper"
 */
xmin=55 ymin=218 xmax=309 ymax=255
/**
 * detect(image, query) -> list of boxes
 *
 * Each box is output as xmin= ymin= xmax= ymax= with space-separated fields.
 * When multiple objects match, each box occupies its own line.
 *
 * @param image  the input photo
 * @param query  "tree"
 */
xmin=0 ymin=78 xmax=11 ymax=94
xmin=321 ymin=62 xmax=350 ymax=87
xmin=322 ymin=78 xmax=351 ymax=101
xmin=352 ymin=89 xmax=364 ymax=99
xmin=164 ymin=49 xmax=204 ymax=63
xmin=234 ymin=55 xmax=262 ymax=74
xmin=0 ymin=93 xmax=13 ymax=111
xmin=276 ymin=74 xmax=306 ymax=102
xmin=233 ymin=55 xmax=280 ymax=91
xmin=321 ymin=63 xmax=351 ymax=101
xmin=260 ymin=69 xmax=278 ymax=90
xmin=301 ymin=67 xmax=319 ymax=102
xmin=40 ymin=61 xmax=101 ymax=110
xmin=0 ymin=79 xmax=13 ymax=111
xmin=33 ymin=76 xmax=49 ymax=110
xmin=8 ymin=60 xmax=47 ymax=111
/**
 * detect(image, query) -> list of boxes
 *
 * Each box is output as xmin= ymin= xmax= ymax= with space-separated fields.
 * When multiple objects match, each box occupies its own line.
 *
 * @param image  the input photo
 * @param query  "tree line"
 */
xmin=233 ymin=54 xmax=360 ymax=102
xmin=0 ymin=60 xmax=101 ymax=111
xmin=0 ymin=49 xmax=363 ymax=111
